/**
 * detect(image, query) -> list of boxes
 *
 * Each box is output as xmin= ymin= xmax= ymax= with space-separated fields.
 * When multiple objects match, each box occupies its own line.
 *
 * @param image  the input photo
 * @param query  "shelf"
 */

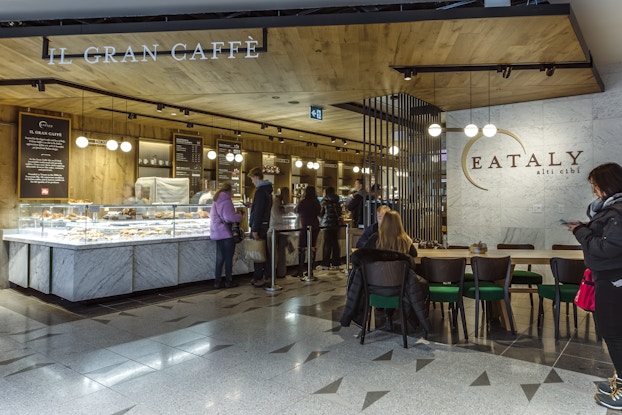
xmin=138 ymin=165 xmax=172 ymax=169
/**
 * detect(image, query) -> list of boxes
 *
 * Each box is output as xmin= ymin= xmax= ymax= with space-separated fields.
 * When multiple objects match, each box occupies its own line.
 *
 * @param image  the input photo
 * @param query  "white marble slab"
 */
xmin=29 ymin=244 xmax=50 ymax=294
xmin=179 ymin=239 xmax=214 ymax=283
xmin=134 ymin=242 xmax=178 ymax=290
xmin=8 ymin=241 xmax=28 ymax=287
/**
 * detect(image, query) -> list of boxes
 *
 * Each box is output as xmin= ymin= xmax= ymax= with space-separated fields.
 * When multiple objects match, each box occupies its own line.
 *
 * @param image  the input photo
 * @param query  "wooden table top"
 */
xmin=415 ymin=248 xmax=584 ymax=265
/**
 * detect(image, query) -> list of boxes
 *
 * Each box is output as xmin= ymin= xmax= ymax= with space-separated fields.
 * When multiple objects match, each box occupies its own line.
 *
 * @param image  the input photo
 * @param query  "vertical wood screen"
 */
xmin=361 ymin=93 xmax=442 ymax=243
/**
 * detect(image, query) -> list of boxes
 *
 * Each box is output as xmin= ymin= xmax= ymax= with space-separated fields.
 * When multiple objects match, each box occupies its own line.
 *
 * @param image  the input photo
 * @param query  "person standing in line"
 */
xmin=209 ymin=182 xmax=243 ymax=289
xmin=248 ymin=167 xmax=273 ymax=288
xmin=317 ymin=186 xmax=343 ymax=270
xmin=270 ymin=187 xmax=291 ymax=278
xmin=346 ymin=178 xmax=368 ymax=228
xmin=295 ymin=185 xmax=321 ymax=278
xmin=356 ymin=204 xmax=391 ymax=249
xmin=563 ymin=162 xmax=622 ymax=411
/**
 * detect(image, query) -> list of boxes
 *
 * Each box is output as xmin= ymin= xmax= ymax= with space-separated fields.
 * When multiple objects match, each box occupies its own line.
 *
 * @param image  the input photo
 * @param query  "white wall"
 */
xmin=445 ymin=62 xmax=622 ymax=279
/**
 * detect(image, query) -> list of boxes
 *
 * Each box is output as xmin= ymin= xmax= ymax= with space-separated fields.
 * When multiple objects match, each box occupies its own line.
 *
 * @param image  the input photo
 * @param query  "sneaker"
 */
xmin=316 ymin=265 xmax=330 ymax=271
xmin=597 ymin=374 xmax=622 ymax=395
xmin=253 ymin=278 xmax=267 ymax=288
xmin=224 ymin=281 xmax=239 ymax=288
xmin=214 ymin=280 xmax=222 ymax=289
xmin=595 ymin=387 xmax=622 ymax=410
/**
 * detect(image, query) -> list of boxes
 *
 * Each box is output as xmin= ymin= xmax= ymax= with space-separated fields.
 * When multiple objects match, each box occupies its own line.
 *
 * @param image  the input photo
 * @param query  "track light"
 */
xmin=331 ymin=137 xmax=336 ymax=143
xmin=128 ymin=113 xmax=137 ymax=120
xmin=186 ymin=122 xmax=194 ymax=128
xmin=277 ymin=127 xmax=282 ymax=134
xmin=279 ymin=137 xmax=284 ymax=143
xmin=355 ymin=150 xmax=360 ymax=155
xmin=37 ymin=80 xmax=45 ymax=91
xmin=260 ymin=123 xmax=267 ymax=130
xmin=235 ymin=130 xmax=241 ymax=137
xmin=156 ymin=103 xmax=164 ymax=112
xmin=545 ymin=65 xmax=556 ymax=77
xmin=342 ymin=140 xmax=347 ymax=146
xmin=404 ymin=69 xmax=412 ymax=81
xmin=183 ymin=108 xmax=190 ymax=117
xmin=337 ymin=147 xmax=341 ymax=152
xmin=502 ymin=65 xmax=512 ymax=79
xmin=268 ymin=136 xmax=274 ymax=141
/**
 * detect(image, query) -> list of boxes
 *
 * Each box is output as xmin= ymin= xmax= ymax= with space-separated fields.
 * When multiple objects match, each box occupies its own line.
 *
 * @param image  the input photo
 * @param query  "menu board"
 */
xmin=173 ymin=134 xmax=203 ymax=196
xmin=18 ymin=113 xmax=70 ymax=199
xmin=217 ymin=139 xmax=242 ymax=198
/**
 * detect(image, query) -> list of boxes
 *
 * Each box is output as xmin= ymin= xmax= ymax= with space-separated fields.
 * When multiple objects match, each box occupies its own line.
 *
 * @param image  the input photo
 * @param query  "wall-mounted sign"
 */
xmin=217 ymin=140 xmax=242 ymax=198
xmin=310 ymin=106 xmax=323 ymax=121
xmin=18 ymin=113 xmax=70 ymax=200
xmin=173 ymin=134 xmax=203 ymax=196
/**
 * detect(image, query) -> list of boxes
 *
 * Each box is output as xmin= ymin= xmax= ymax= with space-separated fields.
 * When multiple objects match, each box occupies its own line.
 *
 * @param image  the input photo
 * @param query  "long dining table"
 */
xmin=415 ymin=248 xmax=585 ymax=332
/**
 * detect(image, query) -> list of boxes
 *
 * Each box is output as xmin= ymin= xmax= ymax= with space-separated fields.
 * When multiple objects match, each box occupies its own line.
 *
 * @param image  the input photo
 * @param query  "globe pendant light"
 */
xmin=75 ymin=91 xmax=89 ymax=148
xmin=464 ymin=72 xmax=478 ymax=138
xmin=428 ymin=73 xmax=442 ymax=137
xmin=482 ymin=71 xmax=497 ymax=138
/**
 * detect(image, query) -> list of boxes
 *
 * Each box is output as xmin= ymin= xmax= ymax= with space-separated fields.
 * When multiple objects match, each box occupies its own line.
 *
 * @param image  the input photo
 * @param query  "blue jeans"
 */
xmin=215 ymin=237 xmax=236 ymax=283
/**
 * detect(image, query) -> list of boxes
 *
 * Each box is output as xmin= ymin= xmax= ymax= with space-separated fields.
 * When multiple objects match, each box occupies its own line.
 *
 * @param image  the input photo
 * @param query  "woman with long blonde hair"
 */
xmin=365 ymin=210 xmax=417 ymax=259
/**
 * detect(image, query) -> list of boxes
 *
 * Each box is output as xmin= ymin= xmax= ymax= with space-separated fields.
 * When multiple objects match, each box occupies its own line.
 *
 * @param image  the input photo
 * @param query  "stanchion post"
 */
xmin=265 ymin=228 xmax=282 ymax=292
xmin=345 ymin=223 xmax=350 ymax=274
xmin=301 ymin=225 xmax=317 ymax=282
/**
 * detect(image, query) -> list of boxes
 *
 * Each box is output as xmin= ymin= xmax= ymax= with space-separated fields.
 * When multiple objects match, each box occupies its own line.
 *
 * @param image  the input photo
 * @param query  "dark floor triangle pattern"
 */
xmin=520 ymin=384 xmax=541 ymax=402
xmin=93 ymin=318 xmax=111 ymax=324
xmin=470 ymin=371 xmax=491 ymax=386
xmin=304 ymin=351 xmax=329 ymax=363
xmin=163 ymin=316 xmax=187 ymax=323
xmin=416 ymin=358 xmax=434 ymax=372
xmin=111 ymin=406 xmax=137 ymax=415
xmin=8 ymin=362 xmax=55 ymax=376
xmin=271 ymin=343 xmax=296 ymax=354
xmin=374 ymin=350 xmax=393 ymax=361
xmin=543 ymin=368 xmax=564 ymax=383
xmin=362 ymin=391 xmax=390 ymax=411
xmin=314 ymin=377 xmax=343 ymax=394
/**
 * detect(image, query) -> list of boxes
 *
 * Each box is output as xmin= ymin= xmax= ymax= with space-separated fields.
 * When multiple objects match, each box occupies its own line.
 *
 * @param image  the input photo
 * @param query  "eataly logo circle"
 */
xmin=460 ymin=129 xmax=584 ymax=191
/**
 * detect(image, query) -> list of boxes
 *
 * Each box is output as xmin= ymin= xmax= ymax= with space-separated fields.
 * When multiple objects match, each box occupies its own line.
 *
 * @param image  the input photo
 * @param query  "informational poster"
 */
xmin=217 ymin=140 xmax=242 ymax=198
xmin=173 ymin=134 xmax=203 ymax=197
xmin=18 ymin=113 xmax=70 ymax=199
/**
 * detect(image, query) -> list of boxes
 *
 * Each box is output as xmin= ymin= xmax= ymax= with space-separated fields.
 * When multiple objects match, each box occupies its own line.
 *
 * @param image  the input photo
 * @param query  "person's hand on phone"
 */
xmin=560 ymin=219 xmax=581 ymax=232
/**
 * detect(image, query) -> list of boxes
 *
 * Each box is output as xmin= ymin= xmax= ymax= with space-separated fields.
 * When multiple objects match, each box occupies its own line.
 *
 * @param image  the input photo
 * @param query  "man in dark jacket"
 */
xmin=346 ymin=178 xmax=367 ymax=228
xmin=248 ymin=167 xmax=273 ymax=287
xmin=318 ymin=186 xmax=342 ymax=270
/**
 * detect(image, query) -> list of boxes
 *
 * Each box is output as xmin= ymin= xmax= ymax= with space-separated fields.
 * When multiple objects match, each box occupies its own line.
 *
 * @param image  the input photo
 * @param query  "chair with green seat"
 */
xmin=497 ymin=243 xmax=543 ymax=307
xmin=359 ymin=254 xmax=410 ymax=348
xmin=537 ymin=257 xmax=586 ymax=340
xmin=464 ymin=256 xmax=515 ymax=338
xmin=421 ymin=257 xmax=468 ymax=340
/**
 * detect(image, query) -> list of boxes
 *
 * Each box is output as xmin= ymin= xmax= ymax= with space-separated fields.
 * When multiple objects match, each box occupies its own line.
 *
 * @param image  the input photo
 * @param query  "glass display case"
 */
xmin=17 ymin=203 xmax=247 ymax=244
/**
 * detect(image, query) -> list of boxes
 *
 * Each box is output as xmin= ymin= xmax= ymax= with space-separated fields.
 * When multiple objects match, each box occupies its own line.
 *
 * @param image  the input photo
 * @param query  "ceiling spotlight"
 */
xmin=127 ymin=113 xmax=137 ymax=120
xmin=156 ymin=103 xmax=164 ymax=112
xmin=120 ymin=140 xmax=132 ymax=152
xmin=342 ymin=140 xmax=347 ymax=145
xmin=75 ymin=136 xmax=89 ymax=148
xmin=279 ymin=137 xmax=284 ymax=143
xmin=404 ymin=69 xmax=412 ymax=81
xmin=106 ymin=139 xmax=118 ymax=151
xmin=207 ymin=150 xmax=217 ymax=160
xmin=36 ymin=80 xmax=45 ymax=91
xmin=236 ymin=130 xmax=241 ymax=137
xmin=545 ymin=65 xmax=556 ymax=77
xmin=331 ymin=137 xmax=336 ymax=143
xmin=186 ymin=122 xmax=194 ymax=128
xmin=337 ymin=147 xmax=342 ymax=152
xmin=502 ymin=65 xmax=512 ymax=79
xmin=268 ymin=136 xmax=274 ymax=141
xmin=260 ymin=123 xmax=267 ymax=130
xmin=277 ymin=127 xmax=282 ymax=134
xmin=183 ymin=108 xmax=190 ymax=117
xmin=313 ymin=143 xmax=318 ymax=148
xmin=295 ymin=160 xmax=303 ymax=168
xmin=355 ymin=150 xmax=360 ymax=155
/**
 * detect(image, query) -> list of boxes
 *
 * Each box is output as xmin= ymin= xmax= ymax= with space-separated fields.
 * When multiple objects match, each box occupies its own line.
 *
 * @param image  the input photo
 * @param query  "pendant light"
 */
xmin=482 ymin=71 xmax=497 ymax=138
xmin=428 ymin=73 xmax=442 ymax=137
xmin=464 ymin=72 xmax=478 ymax=138
xmin=106 ymin=97 xmax=118 ymax=150
xmin=120 ymin=100 xmax=132 ymax=152
xmin=75 ymin=91 xmax=89 ymax=148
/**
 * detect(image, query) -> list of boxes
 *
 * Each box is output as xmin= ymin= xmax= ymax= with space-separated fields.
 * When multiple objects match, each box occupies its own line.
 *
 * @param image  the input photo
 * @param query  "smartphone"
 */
xmin=559 ymin=219 xmax=569 ymax=225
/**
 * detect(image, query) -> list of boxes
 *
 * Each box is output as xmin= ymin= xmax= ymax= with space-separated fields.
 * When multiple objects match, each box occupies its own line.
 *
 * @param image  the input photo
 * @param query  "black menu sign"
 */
xmin=18 ymin=113 xmax=70 ymax=199
xmin=217 ymin=139 xmax=242 ymax=198
xmin=174 ymin=134 xmax=203 ymax=196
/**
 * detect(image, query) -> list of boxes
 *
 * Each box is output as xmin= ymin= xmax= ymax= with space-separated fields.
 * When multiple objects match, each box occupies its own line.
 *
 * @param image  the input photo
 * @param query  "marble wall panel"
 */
xmin=179 ymin=239 xmax=214 ymax=283
xmin=134 ymin=243 xmax=178 ymax=291
xmin=29 ymin=244 xmax=50 ymax=294
xmin=52 ymin=246 xmax=133 ymax=302
xmin=8 ymin=242 xmax=28 ymax=287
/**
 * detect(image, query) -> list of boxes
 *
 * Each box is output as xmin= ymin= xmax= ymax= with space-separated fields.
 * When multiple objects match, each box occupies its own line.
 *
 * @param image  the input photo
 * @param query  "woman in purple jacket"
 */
xmin=210 ymin=183 xmax=243 ymax=288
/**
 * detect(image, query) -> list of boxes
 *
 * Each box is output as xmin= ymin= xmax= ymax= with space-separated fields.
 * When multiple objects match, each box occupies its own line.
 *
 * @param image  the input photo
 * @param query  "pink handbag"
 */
xmin=574 ymin=268 xmax=595 ymax=312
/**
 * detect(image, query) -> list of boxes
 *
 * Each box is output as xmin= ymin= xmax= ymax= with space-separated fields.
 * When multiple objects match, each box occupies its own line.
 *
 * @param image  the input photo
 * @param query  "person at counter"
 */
xmin=248 ymin=167 xmax=273 ymax=288
xmin=318 ymin=186 xmax=342 ymax=270
xmin=209 ymin=183 xmax=243 ymax=289
xmin=564 ymin=162 xmax=622 ymax=410
xmin=356 ymin=205 xmax=391 ymax=249
xmin=346 ymin=178 xmax=368 ymax=228
xmin=120 ymin=183 xmax=143 ymax=204
xmin=295 ymin=185 xmax=321 ymax=278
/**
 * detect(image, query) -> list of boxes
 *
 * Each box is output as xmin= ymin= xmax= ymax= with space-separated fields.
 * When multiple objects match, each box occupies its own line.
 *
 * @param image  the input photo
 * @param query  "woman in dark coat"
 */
xmin=295 ymin=186 xmax=321 ymax=277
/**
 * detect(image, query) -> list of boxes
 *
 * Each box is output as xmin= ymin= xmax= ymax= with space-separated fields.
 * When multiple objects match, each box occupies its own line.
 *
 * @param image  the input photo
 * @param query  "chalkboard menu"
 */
xmin=18 ymin=113 xmax=70 ymax=199
xmin=217 ymin=140 xmax=242 ymax=198
xmin=174 ymin=134 xmax=203 ymax=196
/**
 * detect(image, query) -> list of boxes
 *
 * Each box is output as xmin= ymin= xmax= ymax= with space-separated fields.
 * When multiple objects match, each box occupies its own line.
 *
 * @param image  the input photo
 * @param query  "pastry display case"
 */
xmin=17 ymin=203 xmax=246 ymax=244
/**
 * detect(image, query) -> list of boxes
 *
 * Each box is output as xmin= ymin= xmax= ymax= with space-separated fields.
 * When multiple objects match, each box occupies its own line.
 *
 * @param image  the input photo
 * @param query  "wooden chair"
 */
xmin=359 ymin=254 xmax=410 ymax=348
xmin=537 ymin=257 xmax=585 ymax=340
xmin=464 ymin=256 xmax=515 ymax=337
xmin=497 ymin=243 xmax=543 ymax=307
xmin=421 ymin=257 xmax=468 ymax=340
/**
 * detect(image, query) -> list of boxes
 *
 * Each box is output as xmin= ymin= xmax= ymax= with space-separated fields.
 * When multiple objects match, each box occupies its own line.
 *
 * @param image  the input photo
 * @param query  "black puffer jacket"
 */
xmin=340 ymin=248 xmax=430 ymax=337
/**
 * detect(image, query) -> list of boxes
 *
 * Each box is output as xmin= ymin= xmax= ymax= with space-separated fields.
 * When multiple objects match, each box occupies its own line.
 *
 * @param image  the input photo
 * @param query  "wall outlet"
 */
xmin=533 ymin=204 xmax=543 ymax=213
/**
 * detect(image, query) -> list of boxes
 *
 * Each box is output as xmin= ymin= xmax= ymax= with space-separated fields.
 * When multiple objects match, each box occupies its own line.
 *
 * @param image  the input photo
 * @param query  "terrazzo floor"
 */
xmin=0 ymin=267 xmax=616 ymax=414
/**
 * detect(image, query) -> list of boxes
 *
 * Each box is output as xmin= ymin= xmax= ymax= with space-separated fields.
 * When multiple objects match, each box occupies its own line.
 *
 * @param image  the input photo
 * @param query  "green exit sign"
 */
xmin=310 ymin=106 xmax=323 ymax=120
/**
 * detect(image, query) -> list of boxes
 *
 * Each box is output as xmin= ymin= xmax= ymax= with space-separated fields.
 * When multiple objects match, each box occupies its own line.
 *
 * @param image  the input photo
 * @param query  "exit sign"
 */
xmin=310 ymin=106 xmax=323 ymax=120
